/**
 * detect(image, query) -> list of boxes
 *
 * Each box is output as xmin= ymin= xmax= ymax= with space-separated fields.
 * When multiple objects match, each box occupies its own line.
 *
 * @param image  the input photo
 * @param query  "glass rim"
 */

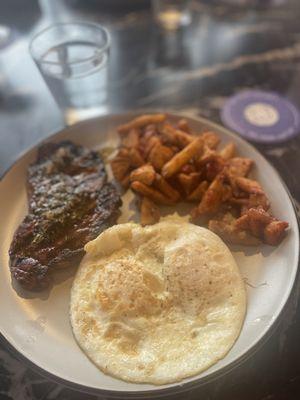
xmin=29 ymin=21 xmax=110 ymax=67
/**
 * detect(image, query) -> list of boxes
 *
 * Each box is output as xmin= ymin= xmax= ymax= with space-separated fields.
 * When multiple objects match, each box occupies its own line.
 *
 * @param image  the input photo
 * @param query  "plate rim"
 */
xmin=0 ymin=111 xmax=299 ymax=398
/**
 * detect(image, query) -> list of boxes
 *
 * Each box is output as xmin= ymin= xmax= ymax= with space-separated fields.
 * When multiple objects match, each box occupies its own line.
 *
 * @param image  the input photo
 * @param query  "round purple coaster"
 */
xmin=221 ymin=90 xmax=300 ymax=143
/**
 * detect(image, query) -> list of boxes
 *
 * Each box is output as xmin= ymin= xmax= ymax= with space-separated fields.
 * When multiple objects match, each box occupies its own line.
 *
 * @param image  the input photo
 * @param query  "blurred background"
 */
xmin=1 ymin=0 xmax=299 ymax=175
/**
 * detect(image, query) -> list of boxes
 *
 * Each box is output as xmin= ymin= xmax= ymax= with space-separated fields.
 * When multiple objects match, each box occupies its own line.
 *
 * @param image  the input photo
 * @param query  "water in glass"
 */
xmin=39 ymin=40 xmax=108 ymax=119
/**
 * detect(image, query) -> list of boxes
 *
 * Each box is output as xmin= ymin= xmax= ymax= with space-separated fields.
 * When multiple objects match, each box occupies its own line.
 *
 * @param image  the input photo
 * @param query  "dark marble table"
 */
xmin=1 ymin=0 xmax=300 ymax=399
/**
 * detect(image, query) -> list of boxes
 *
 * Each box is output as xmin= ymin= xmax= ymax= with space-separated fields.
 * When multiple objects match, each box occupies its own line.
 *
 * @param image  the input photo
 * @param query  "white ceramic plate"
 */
xmin=0 ymin=113 xmax=298 ymax=397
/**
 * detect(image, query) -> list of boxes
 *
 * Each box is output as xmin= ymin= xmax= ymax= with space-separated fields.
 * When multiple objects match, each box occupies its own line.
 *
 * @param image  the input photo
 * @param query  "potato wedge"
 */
xmin=161 ymin=123 xmax=193 ymax=148
xmin=191 ymin=174 xmax=225 ymax=218
xmin=187 ymin=181 xmax=209 ymax=202
xmin=199 ymin=145 xmax=217 ymax=163
xmin=177 ymin=173 xmax=200 ymax=196
xmin=130 ymin=164 xmax=156 ymax=186
xmin=143 ymin=136 xmax=161 ymax=158
xmin=264 ymin=220 xmax=289 ymax=246
xmin=148 ymin=144 xmax=174 ymax=171
xmin=219 ymin=143 xmax=235 ymax=160
xmin=204 ymin=157 xmax=226 ymax=182
xmin=118 ymin=114 xmax=166 ymax=134
xmin=131 ymin=181 xmax=174 ymax=205
xmin=235 ymin=177 xmax=263 ymax=195
xmin=162 ymin=136 xmax=204 ymax=178
xmin=225 ymin=157 xmax=253 ymax=177
xmin=154 ymin=174 xmax=181 ymax=202
xmin=200 ymin=131 xmax=220 ymax=149
xmin=121 ymin=128 xmax=140 ymax=148
xmin=111 ymin=151 xmax=131 ymax=182
xmin=181 ymin=164 xmax=197 ymax=174
xmin=177 ymin=118 xmax=191 ymax=133
xmin=159 ymin=124 xmax=178 ymax=146
xmin=144 ymin=123 xmax=157 ymax=134
xmin=129 ymin=148 xmax=144 ymax=168
xmin=242 ymin=193 xmax=271 ymax=213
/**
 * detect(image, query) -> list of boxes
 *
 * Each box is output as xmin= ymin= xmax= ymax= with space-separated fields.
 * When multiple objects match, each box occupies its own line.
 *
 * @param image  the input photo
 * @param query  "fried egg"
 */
xmin=70 ymin=218 xmax=246 ymax=384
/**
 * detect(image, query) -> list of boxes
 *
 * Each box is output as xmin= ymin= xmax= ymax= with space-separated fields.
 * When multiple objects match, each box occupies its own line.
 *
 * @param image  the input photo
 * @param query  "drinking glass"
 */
xmin=29 ymin=22 xmax=110 ymax=125
xmin=152 ymin=0 xmax=192 ymax=30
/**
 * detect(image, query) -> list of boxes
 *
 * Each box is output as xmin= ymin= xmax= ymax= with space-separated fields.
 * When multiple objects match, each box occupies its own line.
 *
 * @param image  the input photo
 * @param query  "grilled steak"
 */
xmin=9 ymin=141 xmax=122 ymax=291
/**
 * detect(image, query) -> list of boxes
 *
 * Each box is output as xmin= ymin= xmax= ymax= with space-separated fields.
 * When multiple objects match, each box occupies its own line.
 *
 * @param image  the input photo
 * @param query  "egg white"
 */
xmin=70 ymin=218 xmax=246 ymax=384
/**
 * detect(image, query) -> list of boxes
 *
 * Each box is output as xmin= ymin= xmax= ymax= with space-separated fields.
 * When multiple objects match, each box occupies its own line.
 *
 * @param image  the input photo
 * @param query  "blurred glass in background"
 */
xmin=29 ymin=22 xmax=110 ymax=125
xmin=152 ymin=0 xmax=192 ymax=30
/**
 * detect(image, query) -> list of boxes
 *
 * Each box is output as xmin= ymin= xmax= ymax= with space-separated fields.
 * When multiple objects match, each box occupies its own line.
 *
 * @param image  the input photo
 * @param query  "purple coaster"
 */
xmin=221 ymin=90 xmax=300 ymax=143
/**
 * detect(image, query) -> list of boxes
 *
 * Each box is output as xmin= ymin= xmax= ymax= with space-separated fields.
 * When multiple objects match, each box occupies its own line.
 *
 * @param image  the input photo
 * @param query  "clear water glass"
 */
xmin=152 ymin=0 xmax=192 ymax=30
xmin=29 ymin=22 xmax=110 ymax=125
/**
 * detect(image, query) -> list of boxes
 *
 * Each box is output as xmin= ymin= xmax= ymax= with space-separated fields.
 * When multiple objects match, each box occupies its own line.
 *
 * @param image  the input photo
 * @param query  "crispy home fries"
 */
xmin=111 ymin=113 xmax=289 ymax=246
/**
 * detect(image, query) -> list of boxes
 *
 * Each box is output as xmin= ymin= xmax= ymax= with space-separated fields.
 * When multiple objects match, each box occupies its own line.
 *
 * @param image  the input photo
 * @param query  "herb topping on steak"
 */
xmin=9 ymin=141 xmax=122 ymax=291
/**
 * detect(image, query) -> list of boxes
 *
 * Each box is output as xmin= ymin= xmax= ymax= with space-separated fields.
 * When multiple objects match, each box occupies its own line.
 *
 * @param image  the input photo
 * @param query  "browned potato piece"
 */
xmin=121 ymin=128 xmax=140 ymax=148
xmin=177 ymin=118 xmax=191 ymax=133
xmin=229 ymin=193 xmax=270 ymax=213
xmin=235 ymin=207 xmax=272 ymax=237
xmin=118 ymin=114 xmax=166 ymax=134
xmin=199 ymin=145 xmax=216 ymax=163
xmin=159 ymin=124 xmax=178 ymax=146
xmin=205 ymin=159 xmax=226 ymax=182
xmin=242 ymin=193 xmax=270 ymax=213
xmin=130 ymin=164 xmax=156 ymax=186
xmin=235 ymin=177 xmax=263 ymax=195
xmin=200 ymin=131 xmax=220 ymax=149
xmin=162 ymin=137 xmax=204 ymax=179
xmin=140 ymin=125 xmax=158 ymax=150
xmin=229 ymin=197 xmax=249 ymax=206
xmin=118 ymin=148 xmax=130 ymax=157
xmin=177 ymin=173 xmax=200 ymax=196
xmin=181 ymin=164 xmax=197 ymax=174
xmin=196 ymin=149 xmax=225 ymax=182
xmin=226 ymin=157 xmax=253 ymax=177
xmin=148 ymin=144 xmax=174 ymax=171
xmin=187 ymin=181 xmax=209 ymax=202
xmin=142 ymin=127 xmax=156 ymax=140
xmin=154 ymin=174 xmax=181 ymax=202
xmin=264 ymin=220 xmax=289 ymax=246
xmin=128 ymin=147 xmax=144 ymax=168
xmin=161 ymin=123 xmax=193 ymax=148
xmin=222 ymin=184 xmax=233 ymax=202
xmin=140 ymin=197 xmax=161 ymax=226
xmin=144 ymin=123 xmax=157 ymax=134
xmin=171 ymin=146 xmax=180 ymax=154
xmin=131 ymin=181 xmax=174 ymax=205
xmin=191 ymin=174 xmax=225 ymax=219
xmin=219 ymin=143 xmax=235 ymax=160
xmin=111 ymin=150 xmax=131 ymax=182
xmin=172 ymin=128 xmax=193 ymax=148
xmin=111 ymin=158 xmax=130 ymax=181
xmin=235 ymin=207 xmax=288 ymax=246
xmin=143 ymin=136 xmax=161 ymax=158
